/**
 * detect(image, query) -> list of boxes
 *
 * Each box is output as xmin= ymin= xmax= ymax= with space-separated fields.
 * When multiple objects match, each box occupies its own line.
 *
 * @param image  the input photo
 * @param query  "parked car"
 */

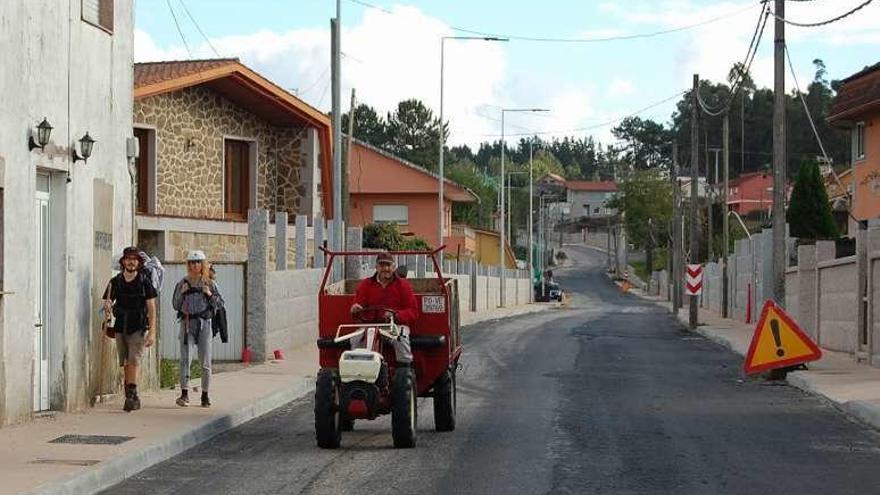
xmin=534 ymin=281 xmax=562 ymax=302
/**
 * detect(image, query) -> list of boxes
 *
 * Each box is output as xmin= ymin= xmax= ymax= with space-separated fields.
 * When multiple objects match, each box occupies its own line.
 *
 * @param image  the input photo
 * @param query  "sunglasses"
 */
xmin=187 ymin=260 xmax=203 ymax=265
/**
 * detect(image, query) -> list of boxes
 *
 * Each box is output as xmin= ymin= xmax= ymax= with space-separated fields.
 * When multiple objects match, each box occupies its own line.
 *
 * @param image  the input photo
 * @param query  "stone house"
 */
xmin=132 ymin=58 xmax=333 ymax=263
xmin=0 ymin=0 xmax=136 ymax=424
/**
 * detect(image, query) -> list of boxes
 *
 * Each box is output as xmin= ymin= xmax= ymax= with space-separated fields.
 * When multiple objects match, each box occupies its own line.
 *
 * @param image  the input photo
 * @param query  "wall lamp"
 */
xmin=28 ymin=118 xmax=53 ymax=151
xmin=72 ymin=132 xmax=95 ymax=163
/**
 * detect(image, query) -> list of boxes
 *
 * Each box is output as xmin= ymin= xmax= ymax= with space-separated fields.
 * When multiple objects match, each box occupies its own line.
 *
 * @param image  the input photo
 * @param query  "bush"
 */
xmin=362 ymin=223 xmax=430 ymax=251
xmin=787 ymin=162 xmax=838 ymax=240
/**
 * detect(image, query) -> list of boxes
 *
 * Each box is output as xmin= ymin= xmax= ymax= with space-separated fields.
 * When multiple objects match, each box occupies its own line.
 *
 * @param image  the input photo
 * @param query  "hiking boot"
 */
xmin=201 ymin=392 xmax=211 ymax=408
xmin=123 ymin=385 xmax=136 ymax=412
xmin=131 ymin=392 xmax=141 ymax=411
xmin=176 ymin=390 xmax=189 ymax=407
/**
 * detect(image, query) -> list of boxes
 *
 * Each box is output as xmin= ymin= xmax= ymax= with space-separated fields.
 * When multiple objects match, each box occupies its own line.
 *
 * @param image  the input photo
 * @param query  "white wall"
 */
xmin=0 ymin=1 xmax=134 ymax=424
xmin=266 ymin=269 xmax=322 ymax=352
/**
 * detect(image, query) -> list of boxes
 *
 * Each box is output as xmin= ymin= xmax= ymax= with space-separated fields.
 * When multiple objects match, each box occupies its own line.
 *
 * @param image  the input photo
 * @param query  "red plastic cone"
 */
xmin=241 ymin=346 xmax=252 ymax=363
xmin=273 ymin=349 xmax=284 ymax=360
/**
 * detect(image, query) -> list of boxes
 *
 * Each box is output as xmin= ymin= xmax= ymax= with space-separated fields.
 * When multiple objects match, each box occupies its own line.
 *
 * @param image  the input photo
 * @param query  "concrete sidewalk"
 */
xmin=1 ymin=302 xmax=548 ymax=495
xmin=634 ymin=288 xmax=880 ymax=434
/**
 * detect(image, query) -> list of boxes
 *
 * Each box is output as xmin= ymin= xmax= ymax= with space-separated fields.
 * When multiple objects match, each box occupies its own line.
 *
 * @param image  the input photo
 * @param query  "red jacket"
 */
xmin=353 ymin=273 xmax=419 ymax=326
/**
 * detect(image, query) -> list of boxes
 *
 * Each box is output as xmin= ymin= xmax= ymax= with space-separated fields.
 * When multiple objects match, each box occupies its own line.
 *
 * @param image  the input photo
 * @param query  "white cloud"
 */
xmin=607 ymin=78 xmax=636 ymax=98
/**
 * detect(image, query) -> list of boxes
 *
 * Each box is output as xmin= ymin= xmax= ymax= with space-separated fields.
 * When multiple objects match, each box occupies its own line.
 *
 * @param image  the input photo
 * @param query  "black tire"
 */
xmin=433 ymin=370 xmax=456 ymax=432
xmin=315 ymin=369 xmax=342 ymax=449
xmin=391 ymin=367 xmax=417 ymax=448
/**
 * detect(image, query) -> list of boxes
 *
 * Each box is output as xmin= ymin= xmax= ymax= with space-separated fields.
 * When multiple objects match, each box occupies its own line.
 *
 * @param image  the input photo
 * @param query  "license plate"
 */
xmin=421 ymin=295 xmax=446 ymax=314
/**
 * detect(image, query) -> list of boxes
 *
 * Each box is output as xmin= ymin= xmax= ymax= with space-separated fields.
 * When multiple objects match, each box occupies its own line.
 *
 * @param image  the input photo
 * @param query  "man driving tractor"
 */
xmin=350 ymin=252 xmax=418 ymax=365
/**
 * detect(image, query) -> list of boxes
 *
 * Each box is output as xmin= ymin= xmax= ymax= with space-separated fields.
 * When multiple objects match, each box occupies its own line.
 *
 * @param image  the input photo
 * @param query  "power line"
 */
xmin=347 ymin=0 xmax=763 ymax=43
xmin=768 ymin=0 xmax=875 ymax=27
xmin=298 ymin=66 xmax=331 ymax=96
xmin=177 ymin=0 xmax=221 ymax=57
xmin=166 ymin=0 xmax=192 ymax=58
xmin=697 ymin=4 xmax=770 ymax=116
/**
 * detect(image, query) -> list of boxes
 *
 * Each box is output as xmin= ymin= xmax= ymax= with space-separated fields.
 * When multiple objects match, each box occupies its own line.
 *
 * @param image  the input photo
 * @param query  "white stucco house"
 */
xmin=565 ymin=180 xmax=618 ymax=219
xmin=0 ymin=1 xmax=136 ymax=425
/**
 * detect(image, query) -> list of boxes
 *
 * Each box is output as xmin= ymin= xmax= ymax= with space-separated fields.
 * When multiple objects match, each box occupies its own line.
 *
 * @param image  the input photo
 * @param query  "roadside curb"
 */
xmin=26 ymin=376 xmax=315 ymax=495
xmin=461 ymin=304 xmax=551 ymax=328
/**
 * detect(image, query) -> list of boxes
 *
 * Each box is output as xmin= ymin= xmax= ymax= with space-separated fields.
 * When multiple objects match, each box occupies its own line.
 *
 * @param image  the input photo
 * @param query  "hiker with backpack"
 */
xmin=172 ymin=250 xmax=224 ymax=408
xmin=102 ymin=246 xmax=159 ymax=412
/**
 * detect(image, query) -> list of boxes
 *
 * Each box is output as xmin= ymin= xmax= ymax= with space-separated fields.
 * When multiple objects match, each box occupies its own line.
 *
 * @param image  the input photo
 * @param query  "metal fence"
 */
xmin=158 ymin=262 xmax=246 ymax=361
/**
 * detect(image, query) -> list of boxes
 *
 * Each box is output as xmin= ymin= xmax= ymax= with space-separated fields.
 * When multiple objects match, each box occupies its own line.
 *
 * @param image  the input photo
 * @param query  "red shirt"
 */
xmin=353 ymin=273 xmax=419 ymax=326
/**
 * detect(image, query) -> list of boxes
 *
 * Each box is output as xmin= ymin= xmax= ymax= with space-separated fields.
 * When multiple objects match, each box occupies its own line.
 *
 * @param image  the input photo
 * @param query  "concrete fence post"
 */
xmin=295 ymin=214 xmax=307 ymax=269
xmin=417 ymin=255 xmax=426 ymax=278
xmin=470 ymin=260 xmax=477 ymax=312
xmin=857 ymin=227 xmax=869 ymax=360
xmin=275 ymin=211 xmax=288 ymax=271
xmin=247 ymin=209 xmax=269 ymax=363
xmin=314 ymin=218 xmax=325 ymax=269
xmin=814 ymin=240 xmax=836 ymax=346
xmin=345 ymin=226 xmax=363 ymax=280
xmin=797 ymin=243 xmax=818 ymax=340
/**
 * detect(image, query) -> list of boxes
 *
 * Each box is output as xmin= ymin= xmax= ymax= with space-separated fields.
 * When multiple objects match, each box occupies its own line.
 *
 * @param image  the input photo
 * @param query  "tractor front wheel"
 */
xmin=315 ymin=369 xmax=342 ymax=449
xmin=433 ymin=370 xmax=456 ymax=432
xmin=392 ymin=367 xmax=417 ymax=448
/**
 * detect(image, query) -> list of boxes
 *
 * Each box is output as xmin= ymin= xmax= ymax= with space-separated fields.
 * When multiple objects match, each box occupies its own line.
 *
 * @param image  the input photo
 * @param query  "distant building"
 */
xmin=348 ymin=140 xmax=477 ymax=249
xmin=727 ymin=172 xmax=774 ymax=216
xmin=829 ymin=61 xmax=880 ymax=228
xmin=447 ymin=224 xmax=516 ymax=268
xmin=565 ymin=180 xmax=618 ymax=219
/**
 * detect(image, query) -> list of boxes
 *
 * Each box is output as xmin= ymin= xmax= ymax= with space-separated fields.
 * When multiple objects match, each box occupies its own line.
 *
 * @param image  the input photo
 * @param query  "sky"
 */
xmin=135 ymin=0 xmax=880 ymax=147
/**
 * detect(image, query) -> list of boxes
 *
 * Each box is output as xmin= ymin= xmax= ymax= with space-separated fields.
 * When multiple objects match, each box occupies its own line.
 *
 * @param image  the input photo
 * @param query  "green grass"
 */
xmin=160 ymin=358 xmax=203 ymax=389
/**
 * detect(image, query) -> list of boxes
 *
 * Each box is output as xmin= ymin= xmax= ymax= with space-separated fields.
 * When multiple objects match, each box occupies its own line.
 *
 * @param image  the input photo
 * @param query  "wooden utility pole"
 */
xmin=343 ymin=88 xmax=356 ymax=223
xmin=772 ymin=0 xmax=787 ymax=307
xmin=690 ymin=74 xmax=700 ymax=329
xmin=708 ymin=148 xmax=721 ymax=261
xmin=722 ymin=113 xmax=730 ymax=318
xmin=672 ymin=142 xmax=681 ymax=315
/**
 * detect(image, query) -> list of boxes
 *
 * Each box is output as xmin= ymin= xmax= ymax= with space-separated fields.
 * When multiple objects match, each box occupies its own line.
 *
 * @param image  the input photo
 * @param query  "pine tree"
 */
xmin=786 ymin=162 xmax=838 ymax=240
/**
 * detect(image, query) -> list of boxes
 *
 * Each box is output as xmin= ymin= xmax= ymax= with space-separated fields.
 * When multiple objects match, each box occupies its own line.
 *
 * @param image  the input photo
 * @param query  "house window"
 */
xmin=133 ymin=127 xmax=155 ymax=214
xmin=373 ymin=205 xmax=408 ymax=225
xmin=583 ymin=204 xmax=590 ymax=216
xmin=224 ymin=139 xmax=252 ymax=218
xmin=855 ymin=122 xmax=866 ymax=161
xmin=82 ymin=0 xmax=113 ymax=33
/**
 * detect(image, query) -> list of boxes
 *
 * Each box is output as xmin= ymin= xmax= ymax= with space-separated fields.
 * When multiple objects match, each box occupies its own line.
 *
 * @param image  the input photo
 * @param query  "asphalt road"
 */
xmin=105 ymin=246 xmax=880 ymax=495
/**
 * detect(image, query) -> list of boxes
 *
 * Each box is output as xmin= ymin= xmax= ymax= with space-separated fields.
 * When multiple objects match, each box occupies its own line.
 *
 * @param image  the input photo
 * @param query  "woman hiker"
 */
xmin=172 ymin=250 xmax=224 ymax=408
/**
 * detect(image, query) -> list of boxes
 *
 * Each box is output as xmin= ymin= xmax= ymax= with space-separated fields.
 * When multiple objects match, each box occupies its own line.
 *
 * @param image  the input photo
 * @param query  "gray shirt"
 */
xmin=172 ymin=276 xmax=224 ymax=334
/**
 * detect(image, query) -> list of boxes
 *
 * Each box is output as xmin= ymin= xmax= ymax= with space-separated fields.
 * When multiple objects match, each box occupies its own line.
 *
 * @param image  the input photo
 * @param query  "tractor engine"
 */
xmin=339 ymin=348 xmax=389 ymax=419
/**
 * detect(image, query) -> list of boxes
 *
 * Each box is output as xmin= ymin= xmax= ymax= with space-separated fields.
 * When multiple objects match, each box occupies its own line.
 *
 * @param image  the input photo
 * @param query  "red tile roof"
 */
xmin=829 ymin=61 xmax=880 ymax=124
xmin=134 ymin=58 xmax=240 ymax=88
xmin=565 ymin=180 xmax=618 ymax=192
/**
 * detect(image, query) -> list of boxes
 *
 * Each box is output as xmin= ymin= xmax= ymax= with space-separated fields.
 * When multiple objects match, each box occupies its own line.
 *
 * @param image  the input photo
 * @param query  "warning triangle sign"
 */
xmin=743 ymin=300 xmax=822 ymax=375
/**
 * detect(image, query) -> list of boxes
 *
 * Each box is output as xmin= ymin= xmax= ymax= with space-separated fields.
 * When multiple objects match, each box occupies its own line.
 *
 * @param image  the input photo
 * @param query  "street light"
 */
xmin=438 ymin=36 xmax=507 ymax=266
xmin=500 ymin=108 xmax=548 ymax=307
xmin=506 ymin=171 xmax=527 ymax=243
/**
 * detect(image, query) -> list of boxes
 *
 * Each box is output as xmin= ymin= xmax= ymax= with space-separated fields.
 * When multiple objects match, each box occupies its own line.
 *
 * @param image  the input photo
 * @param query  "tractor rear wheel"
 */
xmin=433 ymin=370 xmax=456 ymax=432
xmin=392 ymin=367 xmax=417 ymax=448
xmin=315 ymin=369 xmax=342 ymax=449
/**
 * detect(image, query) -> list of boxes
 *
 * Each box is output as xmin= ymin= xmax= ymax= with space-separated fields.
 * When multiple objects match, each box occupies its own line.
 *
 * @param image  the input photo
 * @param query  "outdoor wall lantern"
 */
xmin=28 ymin=117 xmax=53 ymax=151
xmin=72 ymin=132 xmax=95 ymax=163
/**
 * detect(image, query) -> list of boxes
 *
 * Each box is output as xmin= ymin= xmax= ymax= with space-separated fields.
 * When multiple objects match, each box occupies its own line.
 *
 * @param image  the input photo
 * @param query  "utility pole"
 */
xmin=343 ymin=88 xmax=356 ymax=224
xmin=672 ymin=142 xmax=681 ymax=315
xmin=708 ymin=147 xmax=721 ymax=261
xmin=772 ymin=0 xmax=787 ymax=307
xmin=331 ymin=3 xmax=342 ymax=251
xmin=690 ymin=74 xmax=700 ymax=329
xmin=722 ymin=113 xmax=730 ymax=318
xmin=528 ymin=138 xmax=534 ymax=301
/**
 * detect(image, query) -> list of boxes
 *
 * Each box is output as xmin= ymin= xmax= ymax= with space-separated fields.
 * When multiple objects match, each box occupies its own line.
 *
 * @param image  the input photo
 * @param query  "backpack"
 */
xmin=139 ymin=251 xmax=165 ymax=293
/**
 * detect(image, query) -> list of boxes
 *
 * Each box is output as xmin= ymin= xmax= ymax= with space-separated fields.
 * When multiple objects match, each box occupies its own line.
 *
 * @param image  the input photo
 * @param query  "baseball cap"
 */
xmin=376 ymin=252 xmax=394 ymax=265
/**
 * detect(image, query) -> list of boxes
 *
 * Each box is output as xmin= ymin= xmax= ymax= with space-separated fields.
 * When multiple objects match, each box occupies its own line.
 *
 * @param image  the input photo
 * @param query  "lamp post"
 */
xmin=438 ymin=36 xmax=507 ymax=264
xmin=506 ymin=171 xmax=527 ymax=245
xmin=500 ymin=108 xmax=547 ymax=307
xmin=528 ymin=137 xmax=535 ymax=302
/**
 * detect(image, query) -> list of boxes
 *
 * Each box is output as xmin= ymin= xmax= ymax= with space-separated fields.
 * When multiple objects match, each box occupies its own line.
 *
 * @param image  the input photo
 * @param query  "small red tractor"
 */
xmin=314 ymin=248 xmax=461 ymax=449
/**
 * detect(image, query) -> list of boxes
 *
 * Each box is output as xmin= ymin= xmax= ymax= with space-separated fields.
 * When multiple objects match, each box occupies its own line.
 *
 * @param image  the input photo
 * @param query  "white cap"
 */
xmin=186 ymin=250 xmax=207 ymax=262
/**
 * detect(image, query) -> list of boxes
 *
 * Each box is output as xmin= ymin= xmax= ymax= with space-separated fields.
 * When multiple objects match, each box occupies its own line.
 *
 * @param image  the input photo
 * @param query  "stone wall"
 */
xmin=134 ymin=86 xmax=309 ymax=220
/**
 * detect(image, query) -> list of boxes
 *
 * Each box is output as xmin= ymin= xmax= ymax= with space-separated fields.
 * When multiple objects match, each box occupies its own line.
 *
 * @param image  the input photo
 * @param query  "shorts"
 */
xmin=117 ymin=331 xmax=146 ymax=367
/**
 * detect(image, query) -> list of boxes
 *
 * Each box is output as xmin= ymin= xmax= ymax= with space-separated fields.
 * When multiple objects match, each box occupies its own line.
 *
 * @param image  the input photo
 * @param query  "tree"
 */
xmin=362 ymin=223 xmax=430 ymax=250
xmin=606 ymin=170 xmax=673 ymax=273
xmin=611 ymin=117 xmax=672 ymax=171
xmin=386 ymin=99 xmax=447 ymax=171
xmin=786 ymin=162 xmax=838 ymax=240
xmin=342 ymin=103 xmax=388 ymax=148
